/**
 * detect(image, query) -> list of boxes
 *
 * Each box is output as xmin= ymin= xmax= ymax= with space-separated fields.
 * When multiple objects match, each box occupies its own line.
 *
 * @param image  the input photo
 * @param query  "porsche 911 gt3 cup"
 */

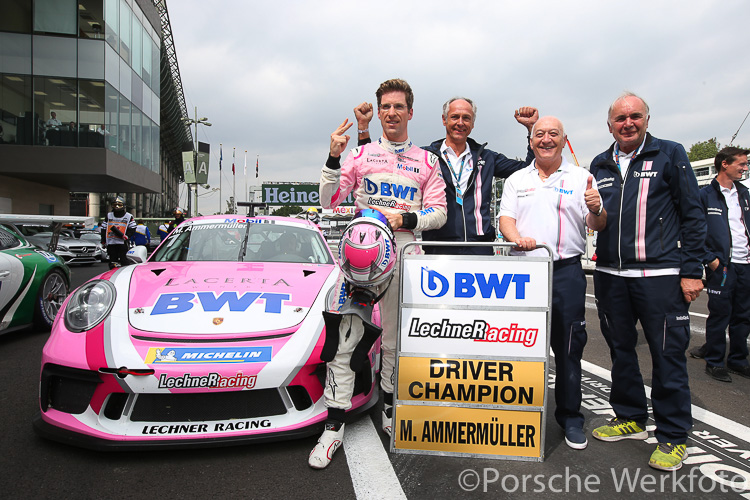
xmin=34 ymin=215 xmax=380 ymax=449
xmin=0 ymin=215 xmax=94 ymax=334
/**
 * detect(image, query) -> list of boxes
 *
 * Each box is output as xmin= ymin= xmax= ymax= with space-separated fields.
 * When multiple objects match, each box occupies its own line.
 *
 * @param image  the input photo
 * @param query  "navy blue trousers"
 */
xmin=705 ymin=262 xmax=750 ymax=368
xmin=593 ymin=272 xmax=692 ymax=444
xmin=550 ymin=259 xmax=587 ymax=430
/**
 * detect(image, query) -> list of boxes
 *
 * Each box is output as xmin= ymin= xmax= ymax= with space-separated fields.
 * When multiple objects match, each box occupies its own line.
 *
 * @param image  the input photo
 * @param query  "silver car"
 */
xmin=25 ymin=232 xmax=102 ymax=266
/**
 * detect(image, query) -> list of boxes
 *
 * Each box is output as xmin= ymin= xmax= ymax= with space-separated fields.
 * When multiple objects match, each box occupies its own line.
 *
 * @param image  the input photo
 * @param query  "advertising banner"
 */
xmin=262 ymin=183 xmax=356 ymax=207
xmin=196 ymin=142 xmax=210 ymax=185
xmin=393 ymin=245 xmax=552 ymax=461
xmin=182 ymin=151 xmax=195 ymax=184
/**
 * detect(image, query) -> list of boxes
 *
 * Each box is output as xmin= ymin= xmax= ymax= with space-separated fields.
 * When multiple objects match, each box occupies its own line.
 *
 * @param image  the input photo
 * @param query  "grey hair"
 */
xmin=531 ymin=116 xmax=566 ymax=138
xmin=607 ymin=91 xmax=650 ymax=125
xmin=442 ymin=97 xmax=477 ymax=121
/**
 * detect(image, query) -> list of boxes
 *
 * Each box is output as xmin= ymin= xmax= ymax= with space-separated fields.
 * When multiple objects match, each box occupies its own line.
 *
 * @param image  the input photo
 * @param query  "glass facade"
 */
xmin=0 ymin=0 xmax=160 ymax=173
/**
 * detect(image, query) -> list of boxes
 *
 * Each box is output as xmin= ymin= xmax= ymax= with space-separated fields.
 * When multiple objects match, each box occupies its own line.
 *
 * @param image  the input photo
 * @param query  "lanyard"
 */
xmin=614 ymin=141 xmax=645 ymax=173
xmin=443 ymin=152 xmax=467 ymax=193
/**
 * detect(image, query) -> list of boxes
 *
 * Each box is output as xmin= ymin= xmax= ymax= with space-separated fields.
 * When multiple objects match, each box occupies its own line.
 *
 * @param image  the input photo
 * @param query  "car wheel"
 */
xmin=33 ymin=269 xmax=69 ymax=330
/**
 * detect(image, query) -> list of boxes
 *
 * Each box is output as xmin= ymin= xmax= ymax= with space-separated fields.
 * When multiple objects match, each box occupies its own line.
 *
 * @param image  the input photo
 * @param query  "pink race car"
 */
xmin=34 ymin=216 xmax=380 ymax=450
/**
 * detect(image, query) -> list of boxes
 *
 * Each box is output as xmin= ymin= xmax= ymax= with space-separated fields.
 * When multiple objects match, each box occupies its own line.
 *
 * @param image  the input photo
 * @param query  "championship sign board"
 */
xmin=392 ymin=243 xmax=552 ymax=461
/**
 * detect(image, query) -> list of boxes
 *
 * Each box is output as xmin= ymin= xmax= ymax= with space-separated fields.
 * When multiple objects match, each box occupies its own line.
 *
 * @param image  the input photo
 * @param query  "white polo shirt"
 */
xmin=499 ymin=157 xmax=594 ymax=261
xmin=720 ymin=183 xmax=750 ymax=263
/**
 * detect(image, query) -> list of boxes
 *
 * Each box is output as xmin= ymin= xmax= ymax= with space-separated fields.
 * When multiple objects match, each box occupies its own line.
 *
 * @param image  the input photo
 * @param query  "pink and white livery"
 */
xmin=34 ymin=215 xmax=380 ymax=450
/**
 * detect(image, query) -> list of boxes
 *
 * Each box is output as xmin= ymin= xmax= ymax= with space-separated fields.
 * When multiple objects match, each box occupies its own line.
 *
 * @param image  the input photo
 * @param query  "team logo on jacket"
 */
xmin=633 ymin=171 xmax=658 ymax=178
xmin=363 ymin=178 xmax=417 ymax=200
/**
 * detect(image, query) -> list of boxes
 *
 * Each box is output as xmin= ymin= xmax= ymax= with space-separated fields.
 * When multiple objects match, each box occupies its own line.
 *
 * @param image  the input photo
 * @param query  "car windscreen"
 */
xmin=150 ymin=221 xmax=333 ymax=264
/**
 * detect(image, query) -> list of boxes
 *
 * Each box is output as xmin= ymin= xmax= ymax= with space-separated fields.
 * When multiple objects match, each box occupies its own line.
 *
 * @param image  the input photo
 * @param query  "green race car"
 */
xmin=0 ymin=215 xmax=94 ymax=334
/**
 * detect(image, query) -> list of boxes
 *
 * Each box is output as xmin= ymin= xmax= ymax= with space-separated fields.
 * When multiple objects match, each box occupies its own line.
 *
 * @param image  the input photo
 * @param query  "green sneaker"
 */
xmin=649 ymin=443 xmax=688 ymax=471
xmin=591 ymin=418 xmax=648 ymax=442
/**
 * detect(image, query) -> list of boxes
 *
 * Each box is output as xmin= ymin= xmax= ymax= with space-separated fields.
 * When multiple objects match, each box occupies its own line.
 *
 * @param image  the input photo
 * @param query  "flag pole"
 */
xmin=244 ymin=150 xmax=248 ymax=203
xmin=219 ymin=143 xmax=222 ymax=215
xmin=232 ymin=147 xmax=236 ymax=214
xmin=566 ymin=138 xmax=580 ymax=167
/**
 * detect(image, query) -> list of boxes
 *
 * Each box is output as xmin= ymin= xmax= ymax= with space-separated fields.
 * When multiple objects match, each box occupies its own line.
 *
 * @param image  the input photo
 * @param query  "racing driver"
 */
xmin=309 ymin=78 xmax=447 ymax=468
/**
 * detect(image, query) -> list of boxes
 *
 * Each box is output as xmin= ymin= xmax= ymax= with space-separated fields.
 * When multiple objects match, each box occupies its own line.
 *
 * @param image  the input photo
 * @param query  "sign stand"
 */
xmin=391 ymin=241 xmax=552 ymax=461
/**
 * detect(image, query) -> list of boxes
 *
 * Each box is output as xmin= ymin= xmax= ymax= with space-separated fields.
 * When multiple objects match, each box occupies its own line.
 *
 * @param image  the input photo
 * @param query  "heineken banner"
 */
xmin=196 ymin=142 xmax=210 ymax=185
xmin=262 ymin=183 xmax=355 ymax=206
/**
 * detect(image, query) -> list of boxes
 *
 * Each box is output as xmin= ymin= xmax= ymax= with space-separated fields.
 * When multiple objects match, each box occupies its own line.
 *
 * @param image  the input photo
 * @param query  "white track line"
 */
xmin=581 ymin=359 xmax=750 ymax=441
xmin=346 ymin=417 xmax=407 ymax=499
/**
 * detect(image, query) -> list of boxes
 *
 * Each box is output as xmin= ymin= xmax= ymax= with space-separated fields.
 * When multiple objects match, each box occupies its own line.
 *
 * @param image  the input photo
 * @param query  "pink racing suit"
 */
xmin=319 ymin=138 xmax=447 ymax=408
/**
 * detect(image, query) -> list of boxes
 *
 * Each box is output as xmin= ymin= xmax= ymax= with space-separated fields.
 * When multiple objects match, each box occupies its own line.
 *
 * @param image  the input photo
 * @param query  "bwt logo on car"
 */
xmin=363 ymin=178 xmax=417 ymax=200
xmin=420 ymin=267 xmax=530 ymax=299
xmin=150 ymin=291 xmax=291 ymax=315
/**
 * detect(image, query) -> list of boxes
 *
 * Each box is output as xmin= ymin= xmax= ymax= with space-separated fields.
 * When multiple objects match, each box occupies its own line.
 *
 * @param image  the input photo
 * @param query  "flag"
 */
xmin=256 ymin=156 xmax=259 ymax=178
xmin=232 ymin=148 xmax=235 ymax=175
xmin=219 ymin=144 xmax=222 ymax=171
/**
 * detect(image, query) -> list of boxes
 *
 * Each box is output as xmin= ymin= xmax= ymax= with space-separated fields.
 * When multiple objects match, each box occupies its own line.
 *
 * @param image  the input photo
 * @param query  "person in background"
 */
xmin=101 ymin=197 xmax=136 ymax=268
xmin=158 ymin=221 xmax=169 ymax=241
xmin=688 ymin=146 xmax=750 ymax=382
xmin=46 ymin=112 xmax=61 ymax=131
xmin=167 ymin=207 xmax=186 ymax=235
xmin=132 ymin=219 xmax=151 ymax=248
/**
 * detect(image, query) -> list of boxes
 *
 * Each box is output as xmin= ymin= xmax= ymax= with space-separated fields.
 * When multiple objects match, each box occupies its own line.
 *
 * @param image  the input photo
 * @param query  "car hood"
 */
xmin=126 ymin=261 xmax=337 ymax=335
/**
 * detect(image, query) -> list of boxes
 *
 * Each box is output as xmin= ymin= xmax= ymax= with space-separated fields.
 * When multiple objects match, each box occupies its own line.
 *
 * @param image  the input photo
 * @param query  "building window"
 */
xmin=0 ymin=73 xmax=33 ymax=145
xmin=0 ymin=32 xmax=32 ymax=76
xmin=39 ymin=203 xmax=54 ymax=215
xmin=104 ymin=82 xmax=118 ymax=151
xmin=118 ymin=0 xmax=131 ymax=66
xmin=694 ymin=167 xmax=710 ymax=178
xmin=33 ymin=0 xmax=77 ymax=36
xmin=119 ymin=97 xmax=130 ymax=160
xmin=79 ymin=80 xmax=105 ymax=148
xmin=78 ymin=0 xmax=105 ymax=40
xmin=78 ymin=39 xmax=105 ymax=80
xmin=33 ymin=35 xmax=77 ymax=78
xmin=0 ymin=0 xmax=32 ymax=34
xmin=33 ymin=76 xmax=77 ymax=146
xmin=104 ymin=0 xmax=119 ymax=50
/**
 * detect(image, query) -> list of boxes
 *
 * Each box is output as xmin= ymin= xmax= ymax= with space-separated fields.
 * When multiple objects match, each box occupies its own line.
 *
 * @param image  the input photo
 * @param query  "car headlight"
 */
xmin=64 ymin=280 xmax=116 ymax=332
xmin=57 ymin=244 xmax=69 ymax=251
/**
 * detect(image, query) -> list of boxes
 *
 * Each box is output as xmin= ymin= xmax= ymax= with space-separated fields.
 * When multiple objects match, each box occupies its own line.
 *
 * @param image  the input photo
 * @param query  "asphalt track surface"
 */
xmin=2 ymin=263 xmax=749 ymax=499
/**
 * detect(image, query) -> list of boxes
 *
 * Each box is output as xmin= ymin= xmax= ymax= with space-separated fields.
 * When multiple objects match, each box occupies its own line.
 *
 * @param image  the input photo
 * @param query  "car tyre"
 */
xmin=33 ymin=269 xmax=69 ymax=330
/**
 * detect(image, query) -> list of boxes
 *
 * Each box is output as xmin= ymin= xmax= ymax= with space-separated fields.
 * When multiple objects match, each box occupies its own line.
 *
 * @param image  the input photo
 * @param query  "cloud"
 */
xmin=167 ymin=0 xmax=750 ymax=207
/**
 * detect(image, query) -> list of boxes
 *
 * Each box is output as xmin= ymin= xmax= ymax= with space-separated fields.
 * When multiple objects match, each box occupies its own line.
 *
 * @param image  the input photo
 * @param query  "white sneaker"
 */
xmin=308 ymin=423 xmax=345 ymax=469
xmin=382 ymin=404 xmax=392 ymax=437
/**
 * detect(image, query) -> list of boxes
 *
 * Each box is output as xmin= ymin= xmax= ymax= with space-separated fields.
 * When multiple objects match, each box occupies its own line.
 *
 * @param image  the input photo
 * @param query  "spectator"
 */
xmin=46 ymin=111 xmax=61 ymax=131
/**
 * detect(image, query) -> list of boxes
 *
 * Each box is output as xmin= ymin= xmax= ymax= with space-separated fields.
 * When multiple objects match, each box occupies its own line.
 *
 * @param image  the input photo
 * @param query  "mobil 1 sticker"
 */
xmin=402 ymin=258 xmax=549 ymax=308
xmin=400 ymin=308 xmax=547 ymax=358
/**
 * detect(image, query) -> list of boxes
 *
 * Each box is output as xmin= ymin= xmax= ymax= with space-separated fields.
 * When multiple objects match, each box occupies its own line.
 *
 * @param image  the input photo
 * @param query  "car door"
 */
xmin=0 ymin=228 xmax=25 ymax=317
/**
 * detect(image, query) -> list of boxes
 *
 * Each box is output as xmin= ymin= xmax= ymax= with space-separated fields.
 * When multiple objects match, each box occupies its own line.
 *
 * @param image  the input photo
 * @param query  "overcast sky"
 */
xmin=167 ymin=0 xmax=750 ymax=211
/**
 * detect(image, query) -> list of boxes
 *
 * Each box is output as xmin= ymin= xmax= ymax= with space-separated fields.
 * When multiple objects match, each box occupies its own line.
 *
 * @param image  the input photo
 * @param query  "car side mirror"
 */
xmin=126 ymin=245 xmax=148 ymax=263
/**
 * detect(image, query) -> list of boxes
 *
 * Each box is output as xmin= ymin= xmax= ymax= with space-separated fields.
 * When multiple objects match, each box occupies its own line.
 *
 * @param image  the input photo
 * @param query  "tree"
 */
xmin=272 ymin=205 xmax=302 ymax=217
xmin=687 ymin=138 xmax=720 ymax=162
